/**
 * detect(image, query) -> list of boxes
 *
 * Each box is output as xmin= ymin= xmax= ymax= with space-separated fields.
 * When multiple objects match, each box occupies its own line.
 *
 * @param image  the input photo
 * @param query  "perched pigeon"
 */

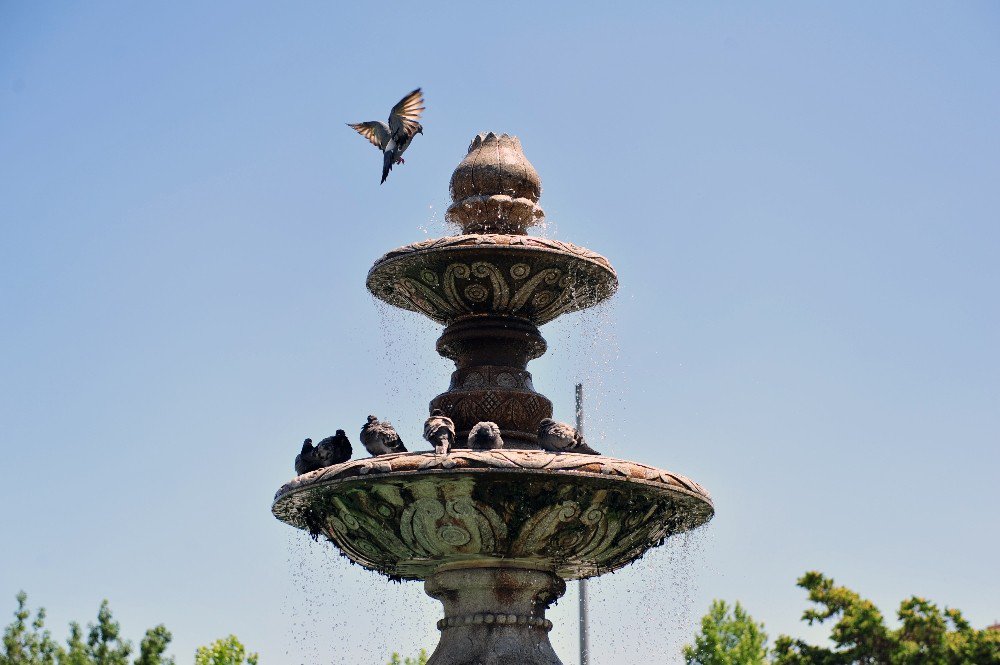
xmin=537 ymin=418 xmax=600 ymax=455
xmin=423 ymin=409 xmax=456 ymax=455
xmin=295 ymin=438 xmax=322 ymax=475
xmin=347 ymin=88 xmax=425 ymax=184
xmin=315 ymin=430 xmax=353 ymax=466
xmin=294 ymin=430 xmax=353 ymax=475
xmin=360 ymin=415 xmax=407 ymax=456
xmin=468 ymin=421 xmax=503 ymax=450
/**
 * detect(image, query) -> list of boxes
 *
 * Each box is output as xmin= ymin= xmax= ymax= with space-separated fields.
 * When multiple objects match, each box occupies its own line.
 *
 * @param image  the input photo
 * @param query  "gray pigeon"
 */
xmin=347 ymin=88 xmax=425 ymax=184
xmin=360 ymin=415 xmax=407 ymax=456
xmin=468 ymin=421 xmax=503 ymax=450
xmin=294 ymin=438 xmax=322 ymax=475
xmin=537 ymin=418 xmax=600 ymax=455
xmin=315 ymin=430 xmax=353 ymax=466
xmin=423 ymin=409 xmax=456 ymax=455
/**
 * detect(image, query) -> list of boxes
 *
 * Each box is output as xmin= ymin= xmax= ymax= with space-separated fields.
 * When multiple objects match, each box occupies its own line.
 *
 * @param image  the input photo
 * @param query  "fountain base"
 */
xmin=425 ymin=566 xmax=565 ymax=665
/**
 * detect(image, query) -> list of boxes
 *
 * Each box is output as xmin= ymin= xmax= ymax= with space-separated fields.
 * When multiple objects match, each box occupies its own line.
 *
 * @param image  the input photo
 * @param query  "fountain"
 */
xmin=272 ymin=132 xmax=714 ymax=664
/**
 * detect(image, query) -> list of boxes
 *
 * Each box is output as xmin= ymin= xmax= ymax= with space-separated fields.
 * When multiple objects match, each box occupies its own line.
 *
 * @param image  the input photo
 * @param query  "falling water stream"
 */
xmin=283 ymin=531 xmax=439 ymax=664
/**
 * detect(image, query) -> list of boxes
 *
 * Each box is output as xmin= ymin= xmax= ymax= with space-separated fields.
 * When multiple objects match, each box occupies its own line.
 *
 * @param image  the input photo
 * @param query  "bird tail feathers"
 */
xmin=381 ymin=150 xmax=393 ymax=184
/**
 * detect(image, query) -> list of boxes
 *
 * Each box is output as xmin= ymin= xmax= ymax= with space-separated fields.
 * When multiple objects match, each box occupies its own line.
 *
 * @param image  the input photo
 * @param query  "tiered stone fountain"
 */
xmin=272 ymin=133 xmax=714 ymax=664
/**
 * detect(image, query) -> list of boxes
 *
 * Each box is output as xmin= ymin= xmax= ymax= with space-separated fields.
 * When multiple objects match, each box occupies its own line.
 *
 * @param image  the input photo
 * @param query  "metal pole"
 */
xmin=575 ymin=383 xmax=590 ymax=665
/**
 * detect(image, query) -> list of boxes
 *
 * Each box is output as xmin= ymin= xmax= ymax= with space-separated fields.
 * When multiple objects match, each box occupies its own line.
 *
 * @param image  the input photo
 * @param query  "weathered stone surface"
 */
xmin=272 ymin=450 xmax=714 ymax=581
xmin=425 ymin=568 xmax=564 ymax=665
xmin=448 ymin=133 xmax=543 ymax=235
xmin=430 ymin=317 xmax=551 ymax=447
xmin=366 ymin=230 xmax=619 ymax=449
xmin=367 ymin=234 xmax=618 ymax=327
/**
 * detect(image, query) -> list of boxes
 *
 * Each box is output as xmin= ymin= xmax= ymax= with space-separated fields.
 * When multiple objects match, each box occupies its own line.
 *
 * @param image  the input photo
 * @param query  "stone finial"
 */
xmin=447 ymin=132 xmax=544 ymax=235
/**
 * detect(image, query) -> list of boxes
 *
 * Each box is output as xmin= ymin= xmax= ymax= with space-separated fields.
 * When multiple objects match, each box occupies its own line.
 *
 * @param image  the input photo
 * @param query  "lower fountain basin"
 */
xmin=272 ymin=450 xmax=713 ymax=581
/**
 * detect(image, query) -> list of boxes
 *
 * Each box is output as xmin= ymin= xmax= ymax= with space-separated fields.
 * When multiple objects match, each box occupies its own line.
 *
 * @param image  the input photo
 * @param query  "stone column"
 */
xmin=427 ymin=133 xmax=554 ymax=447
xmin=425 ymin=567 xmax=566 ymax=665
xmin=431 ymin=315 xmax=552 ymax=448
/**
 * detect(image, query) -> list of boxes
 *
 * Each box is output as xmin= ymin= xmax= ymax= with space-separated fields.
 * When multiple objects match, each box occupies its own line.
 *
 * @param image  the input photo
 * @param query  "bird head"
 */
xmin=302 ymin=438 xmax=313 ymax=451
xmin=537 ymin=419 xmax=554 ymax=428
xmin=367 ymin=415 xmax=378 ymax=423
xmin=335 ymin=429 xmax=346 ymax=436
xmin=430 ymin=408 xmax=444 ymax=417
xmin=415 ymin=123 xmax=424 ymax=135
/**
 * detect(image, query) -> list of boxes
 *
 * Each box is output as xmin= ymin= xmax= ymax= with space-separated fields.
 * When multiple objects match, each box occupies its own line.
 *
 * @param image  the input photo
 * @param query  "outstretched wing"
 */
xmin=388 ymin=88 xmax=424 ymax=137
xmin=348 ymin=121 xmax=391 ymax=150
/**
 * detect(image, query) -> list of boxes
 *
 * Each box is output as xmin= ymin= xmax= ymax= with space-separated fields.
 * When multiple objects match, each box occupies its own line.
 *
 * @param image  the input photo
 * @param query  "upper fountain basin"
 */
xmin=367 ymin=234 xmax=618 ymax=326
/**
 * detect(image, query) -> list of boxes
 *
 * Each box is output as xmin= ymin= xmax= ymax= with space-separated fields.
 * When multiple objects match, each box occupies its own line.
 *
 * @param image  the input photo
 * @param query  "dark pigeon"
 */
xmin=315 ymin=430 xmax=353 ymax=466
xmin=294 ymin=438 xmax=322 ymax=475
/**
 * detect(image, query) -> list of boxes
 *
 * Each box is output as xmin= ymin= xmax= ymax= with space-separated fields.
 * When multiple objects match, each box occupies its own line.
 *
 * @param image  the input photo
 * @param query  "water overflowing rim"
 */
xmin=272 ymin=450 xmax=713 ymax=516
xmin=367 ymin=234 xmax=618 ymax=279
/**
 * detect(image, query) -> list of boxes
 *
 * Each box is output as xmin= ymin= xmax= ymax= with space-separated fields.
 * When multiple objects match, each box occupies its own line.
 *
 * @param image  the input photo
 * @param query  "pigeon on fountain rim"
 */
xmin=294 ymin=430 xmax=353 ymax=475
xmin=360 ymin=415 xmax=407 ymax=456
xmin=424 ymin=409 xmax=456 ymax=455
xmin=537 ymin=418 xmax=600 ymax=455
xmin=468 ymin=421 xmax=504 ymax=450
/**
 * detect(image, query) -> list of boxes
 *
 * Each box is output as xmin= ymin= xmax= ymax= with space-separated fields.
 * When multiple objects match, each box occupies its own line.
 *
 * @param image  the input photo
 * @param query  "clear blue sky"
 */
xmin=1 ymin=2 xmax=998 ymax=663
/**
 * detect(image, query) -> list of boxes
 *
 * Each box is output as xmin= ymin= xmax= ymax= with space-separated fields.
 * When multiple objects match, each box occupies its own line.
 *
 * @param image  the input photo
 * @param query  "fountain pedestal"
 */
xmin=426 ymin=567 xmax=564 ymax=665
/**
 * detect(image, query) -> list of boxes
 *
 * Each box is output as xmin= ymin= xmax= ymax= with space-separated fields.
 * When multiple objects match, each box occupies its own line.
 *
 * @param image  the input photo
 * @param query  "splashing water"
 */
xmin=418 ymin=201 xmax=453 ymax=238
xmin=578 ymin=526 xmax=711 ymax=665
xmin=283 ymin=531 xmax=439 ymax=664
xmin=369 ymin=297 xmax=450 ymax=446
xmin=535 ymin=299 xmax=626 ymax=456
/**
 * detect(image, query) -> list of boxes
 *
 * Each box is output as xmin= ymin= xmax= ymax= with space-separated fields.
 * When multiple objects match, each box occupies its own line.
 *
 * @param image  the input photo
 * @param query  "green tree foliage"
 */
xmin=1 ymin=594 xmax=173 ymax=665
xmin=84 ymin=601 xmax=131 ymax=665
xmin=1 ymin=592 xmax=60 ymax=665
xmin=386 ymin=649 xmax=428 ymax=665
xmin=683 ymin=599 xmax=768 ymax=665
xmin=772 ymin=571 xmax=1000 ymax=665
xmin=60 ymin=624 xmax=89 ymax=665
xmin=134 ymin=627 xmax=173 ymax=665
xmin=193 ymin=636 xmax=257 ymax=665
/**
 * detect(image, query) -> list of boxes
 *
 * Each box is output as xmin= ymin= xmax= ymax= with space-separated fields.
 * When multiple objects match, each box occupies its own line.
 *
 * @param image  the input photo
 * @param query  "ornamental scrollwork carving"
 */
xmin=400 ymin=496 xmax=507 ymax=557
xmin=389 ymin=261 xmax=582 ymax=324
xmin=273 ymin=451 xmax=713 ymax=580
xmin=368 ymin=237 xmax=618 ymax=325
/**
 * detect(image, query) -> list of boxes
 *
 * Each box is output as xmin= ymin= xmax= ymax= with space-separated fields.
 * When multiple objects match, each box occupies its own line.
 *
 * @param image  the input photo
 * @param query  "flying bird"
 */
xmin=360 ymin=415 xmax=407 ymax=456
xmin=537 ymin=418 xmax=600 ymax=455
xmin=468 ymin=421 xmax=504 ymax=450
xmin=423 ymin=409 xmax=456 ymax=455
xmin=347 ymin=88 xmax=425 ymax=184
